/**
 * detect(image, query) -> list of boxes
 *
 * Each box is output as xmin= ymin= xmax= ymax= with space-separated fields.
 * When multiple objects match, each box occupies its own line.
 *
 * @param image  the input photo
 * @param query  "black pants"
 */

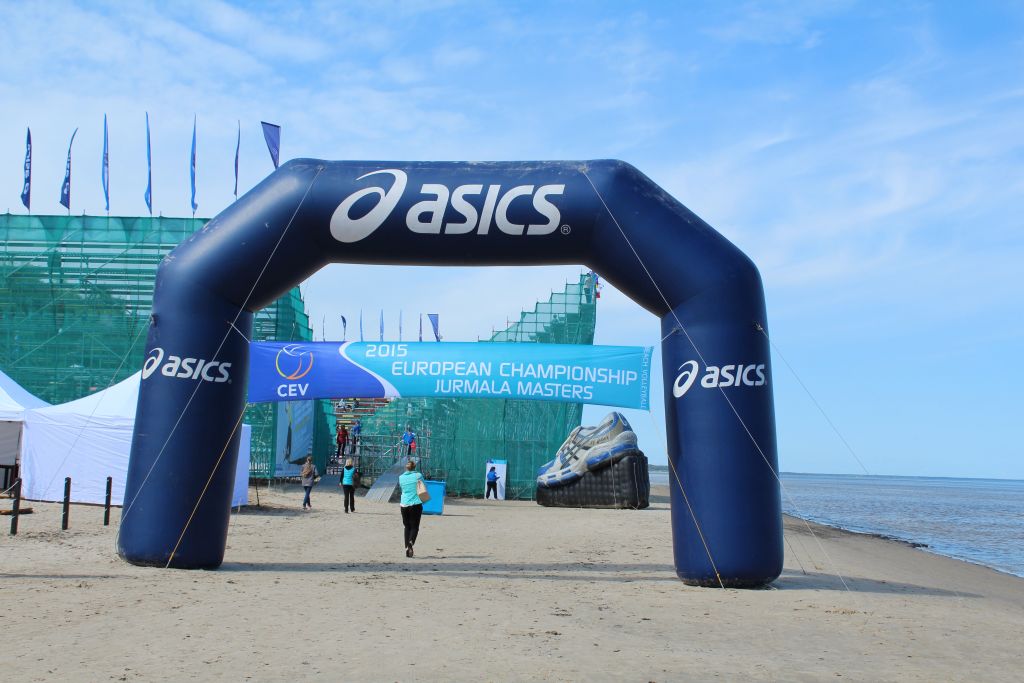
xmin=343 ymin=484 xmax=355 ymax=512
xmin=486 ymin=481 xmax=498 ymax=499
xmin=401 ymin=504 xmax=423 ymax=548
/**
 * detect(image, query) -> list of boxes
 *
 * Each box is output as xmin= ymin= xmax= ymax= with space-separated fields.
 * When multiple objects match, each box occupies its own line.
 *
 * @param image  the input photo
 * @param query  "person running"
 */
xmin=402 ymin=426 xmax=416 ymax=456
xmin=340 ymin=458 xmax=357 ymax=513
xmin=486 ymin=466 xmax=500 ymax=499
xmin=398 ymin=460 xmax=424 ymax=557
xmin=300 ymin=456 xmax=318 ymax=510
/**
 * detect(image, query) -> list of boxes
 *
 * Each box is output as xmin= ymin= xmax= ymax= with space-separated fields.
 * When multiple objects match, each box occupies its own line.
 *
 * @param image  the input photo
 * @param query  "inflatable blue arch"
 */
xmin=118 ymin=159 xmax=783 ymax=587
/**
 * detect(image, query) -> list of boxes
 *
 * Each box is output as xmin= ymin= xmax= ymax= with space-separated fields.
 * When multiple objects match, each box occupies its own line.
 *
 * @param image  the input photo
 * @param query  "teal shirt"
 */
xmin=342 ymin=466 xmax=355 ymax=486
xmin=398 ymin=471 xmax=424 ymax=506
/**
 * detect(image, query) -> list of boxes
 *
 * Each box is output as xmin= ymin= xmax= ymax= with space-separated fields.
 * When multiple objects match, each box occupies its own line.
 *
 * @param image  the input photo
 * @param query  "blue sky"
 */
xmin=1 ymin=1 xmax=1022 ymax=477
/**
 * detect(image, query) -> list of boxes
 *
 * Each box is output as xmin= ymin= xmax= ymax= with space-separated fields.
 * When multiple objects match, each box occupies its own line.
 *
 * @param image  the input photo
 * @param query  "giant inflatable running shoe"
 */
xmin=537 ymin=412 xmax=640 ymax=488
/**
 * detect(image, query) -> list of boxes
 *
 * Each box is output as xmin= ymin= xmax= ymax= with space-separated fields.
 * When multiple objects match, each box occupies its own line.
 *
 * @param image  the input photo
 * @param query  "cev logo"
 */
xmin=275 ymin=344 xmax=314 ymax=380
xmin=329 ymin=168 xmax=566 ymax=243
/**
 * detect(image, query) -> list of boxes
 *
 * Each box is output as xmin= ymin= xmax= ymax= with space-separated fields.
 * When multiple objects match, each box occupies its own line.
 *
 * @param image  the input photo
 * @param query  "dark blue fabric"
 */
xmin=59 ymin=128 xmax=77 ymax=209
xmin=120 ymin=159 xmax=782 ymax=587
xmin=102 ymin=115 xmax=109 ymax=212
xmin=20 ymin=128 xmax=30 ymax=211
xmin=261 ymin=121 xmax=280 ymax=168
xmin=144 ymin=113 xmax=152 ymax=215
xmin=189 ymin=117 xmax=197 ymax=214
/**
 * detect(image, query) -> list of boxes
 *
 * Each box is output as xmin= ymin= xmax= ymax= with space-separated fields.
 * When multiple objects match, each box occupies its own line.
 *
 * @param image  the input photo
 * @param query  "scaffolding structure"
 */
xmin=347 ymin=274 xmax=598 ymax=499
xmin=0 ymin=213 xmax=334 ymax=477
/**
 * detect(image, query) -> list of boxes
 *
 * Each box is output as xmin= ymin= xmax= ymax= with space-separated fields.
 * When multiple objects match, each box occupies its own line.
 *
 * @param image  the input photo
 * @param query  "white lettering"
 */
xmin=447 ymin=184 xmax=482 ymax=234
xmin=406 ymin=184 xmax=450 ymax=234
xmin=477 ymin=185 xmax=501 ymax=234
xmin=495 ymin=185 xmax=533 ymax=235
xmin=330 ymin=171 xmax=569 ymax=243
xmin=675 ymin=361 xmax=768 ymax=398
xmin=528 ymin=184 xmax=564 ymax=234
xmin=143 ymin=350 xmax=232 ymax=384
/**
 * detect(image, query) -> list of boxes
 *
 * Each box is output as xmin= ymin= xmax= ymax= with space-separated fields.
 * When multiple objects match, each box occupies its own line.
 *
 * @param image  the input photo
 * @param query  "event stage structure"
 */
xmin=347 ymin=274 xmax=597 ymax=499
xmin=0 ymin=213 xmax=335 ymax=476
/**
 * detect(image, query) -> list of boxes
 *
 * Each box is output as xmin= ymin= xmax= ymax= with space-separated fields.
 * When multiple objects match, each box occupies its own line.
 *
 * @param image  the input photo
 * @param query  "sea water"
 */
xmin=649 ymin=468 xmax=1024 ymax=578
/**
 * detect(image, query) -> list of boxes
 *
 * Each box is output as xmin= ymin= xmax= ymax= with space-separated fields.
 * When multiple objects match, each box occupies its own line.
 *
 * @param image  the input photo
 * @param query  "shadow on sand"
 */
xmin=772 ymin=569 xmax=980 ymax=597
xmin=219 ymin=559 xmax=680 ymax=583
xmin=212 ymin=561 xmax=980 ymax=596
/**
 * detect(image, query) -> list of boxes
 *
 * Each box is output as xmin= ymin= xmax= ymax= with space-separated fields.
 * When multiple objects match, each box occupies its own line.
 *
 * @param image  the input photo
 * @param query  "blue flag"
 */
xmin=261 ymin=121 xmax=280 ymax=168
xmin=59 ymin=128 xmax=78 ymax=210
xmin=144 ymin=113 xmax=152 ymax=215
xmin=102 ymin=114 xmax=110 ymax=212
xmin=190 ymin=116 xmax=198 ymax=214
xmin=379 ymin=310 xmax=384 ymax=341
xmin=359 ymin=310 xmax=364 ymax=342
xmin=20 ymin=128 xmax=31 ymax=212
xmin=234 ymin=120 xmax=240 ymax=199
xmin=340 ymin=315 xmax=347 ymax=341
xmin=428 ymin=313 xmax=440 ymax=342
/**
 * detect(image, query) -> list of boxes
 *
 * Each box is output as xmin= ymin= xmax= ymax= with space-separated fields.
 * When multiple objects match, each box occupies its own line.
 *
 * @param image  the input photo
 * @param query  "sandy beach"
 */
xmin=3 ymin=483 xmax=1023 ymax=682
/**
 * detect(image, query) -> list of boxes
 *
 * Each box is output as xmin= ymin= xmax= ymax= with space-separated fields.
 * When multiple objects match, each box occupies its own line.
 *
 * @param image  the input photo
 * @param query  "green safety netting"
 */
xmin=0 ymin=213 xmax=335 ymax=477
xmin=350 ymin=275 xmax=597 ymax=499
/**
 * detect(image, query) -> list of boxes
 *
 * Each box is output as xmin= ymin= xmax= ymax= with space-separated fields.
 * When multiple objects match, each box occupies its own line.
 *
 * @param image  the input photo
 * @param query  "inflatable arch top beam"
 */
xmin=119 ymin=159 xmax=782 ymax=587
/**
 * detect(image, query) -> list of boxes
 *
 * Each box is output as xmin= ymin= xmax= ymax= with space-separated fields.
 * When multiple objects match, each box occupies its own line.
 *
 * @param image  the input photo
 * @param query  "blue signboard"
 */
xmin=248 ymin=341 xmax=653 ymax=410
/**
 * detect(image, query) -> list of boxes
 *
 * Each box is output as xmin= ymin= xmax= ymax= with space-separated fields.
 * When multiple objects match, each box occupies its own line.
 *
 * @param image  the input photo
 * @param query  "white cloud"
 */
xmin=705 ymin=0 xmax=852 ymax=46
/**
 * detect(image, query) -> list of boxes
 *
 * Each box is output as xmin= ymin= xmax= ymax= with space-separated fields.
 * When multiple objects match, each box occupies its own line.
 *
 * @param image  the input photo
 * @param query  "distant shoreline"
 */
xmin=649 ymin=483 xmax=1024 ymax=580
xmin=648 ymin=465 xmax=1023 ymax=483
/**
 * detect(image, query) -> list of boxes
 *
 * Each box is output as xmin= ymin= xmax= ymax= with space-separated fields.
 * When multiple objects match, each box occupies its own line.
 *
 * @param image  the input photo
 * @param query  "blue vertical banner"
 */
xmin=340 ymin=315 xmax=347 ymax=341
xmin=102 ymin=114 xmax=110 ymax=212
xmin=59 ymin=128 xmax=78 ymax=211
xmin=233 ymin=120 xmax=240 ymax=199
xmin=20 ymin=128 xmax=31 ymax=212
xmin=379 ymin=310 xmax=384 ymax=341
xmin=261 ymin=121 xmax=280 ymax=168
xmin=419 ymin=313 xmax=423 ymax=342
xmin=144 ymin=113 xmax=153 ymax=215
xmin=359 ymin=310 xmax=364 ymax=342
xmin=399 ymin=311 xmax=403 ymax=341
xmin=428 ymin=313 xmax=440 ymax=342
xmin=189 ymin=116 xmax=198 ymax=215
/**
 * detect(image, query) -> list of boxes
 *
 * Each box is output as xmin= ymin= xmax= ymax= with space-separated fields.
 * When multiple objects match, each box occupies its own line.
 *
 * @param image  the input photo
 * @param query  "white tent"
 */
xmin=20 ymin=371 xmax=250 ymax=507
xmin=0 ymin=368 xmax=50 ymax=470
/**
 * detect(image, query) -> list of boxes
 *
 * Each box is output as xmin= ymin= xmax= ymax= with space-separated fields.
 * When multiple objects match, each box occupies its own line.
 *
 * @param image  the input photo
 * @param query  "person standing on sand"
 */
xmin=486 ymin=466 xmax=500 ymax=499
xmin=398 ymin=460 xmax=424 ymax=557
xmin=340 ymin=458 xmax=357 ymax=513
xmin=300 ymin=456 xmax=318 ymax=510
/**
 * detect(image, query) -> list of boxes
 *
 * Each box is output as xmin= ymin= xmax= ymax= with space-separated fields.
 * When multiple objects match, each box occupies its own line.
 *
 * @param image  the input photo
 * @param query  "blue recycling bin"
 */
xmin=422 ymin=480 xmax=445 ymax=515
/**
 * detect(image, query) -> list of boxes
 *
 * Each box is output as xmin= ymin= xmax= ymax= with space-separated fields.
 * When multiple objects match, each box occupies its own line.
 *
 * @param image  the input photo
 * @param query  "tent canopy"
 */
xmin=0 ymin=367 xmax=50 ymax=467
xmin=0 ymin=367 xmax=50 ymax=421
xmin=30 ymin=371 xmax=140 ymax=427
xmin=21 ymin=372 xmax=249 ymax=507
